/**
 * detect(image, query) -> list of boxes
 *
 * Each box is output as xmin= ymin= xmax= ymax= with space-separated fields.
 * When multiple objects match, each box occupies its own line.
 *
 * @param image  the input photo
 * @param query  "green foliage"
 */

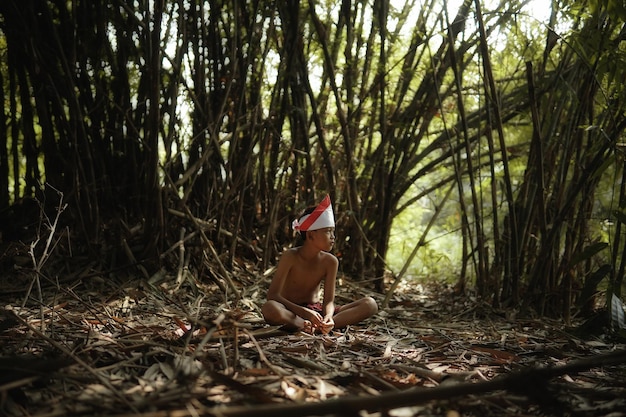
xmin=588 ymin=0 xmax=626 ymax=22
xmin=570 ymin=242 xmax=609 ymax=268
xmin=388 ymin=198 xmax=461 ymax=281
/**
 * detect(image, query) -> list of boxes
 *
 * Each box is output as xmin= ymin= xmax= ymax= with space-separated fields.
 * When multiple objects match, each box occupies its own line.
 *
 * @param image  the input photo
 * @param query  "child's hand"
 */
xmin=319 ymin=317 xmax=334 ymax=334
xmin=303 ymin=309 xmax=334 ymax=334
xmin=304 ymin=309 xmax=324 ymax=329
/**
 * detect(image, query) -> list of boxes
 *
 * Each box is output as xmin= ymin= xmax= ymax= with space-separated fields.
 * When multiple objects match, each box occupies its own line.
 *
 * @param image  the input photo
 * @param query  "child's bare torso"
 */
xmin=280 ymin=248 xmax=329 ymax=304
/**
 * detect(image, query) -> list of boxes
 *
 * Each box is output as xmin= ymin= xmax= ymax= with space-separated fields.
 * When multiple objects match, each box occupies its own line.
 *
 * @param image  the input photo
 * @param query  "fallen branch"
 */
xmin=109 ymin=348 xmax=626 ymax=417
xmin=11 ymin=310 xmax=140 ymax=413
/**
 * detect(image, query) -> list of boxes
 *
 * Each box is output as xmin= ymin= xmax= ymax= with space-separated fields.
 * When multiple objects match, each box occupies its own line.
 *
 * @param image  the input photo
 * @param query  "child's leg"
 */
xmin=261 ymin=300 xmax=313 ymax=333
xmin=333 ymin=296 xmax=378 ymax=329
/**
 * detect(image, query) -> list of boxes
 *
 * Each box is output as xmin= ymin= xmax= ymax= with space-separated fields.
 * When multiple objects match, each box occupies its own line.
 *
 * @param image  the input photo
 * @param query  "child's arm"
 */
xmin=320 ymin=254 xmax=339 ymax=333
xmin=267 ymin=251 xmax=325 ymax=327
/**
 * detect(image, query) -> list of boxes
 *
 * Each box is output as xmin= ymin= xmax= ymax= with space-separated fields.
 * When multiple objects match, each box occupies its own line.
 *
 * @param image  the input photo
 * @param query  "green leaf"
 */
xmin=578 ymin=264 xmax=610 ymax=308
xmin=570 ymin=242 xmax=608 ymax=267
xmin=590 ymin=154 xmax=615 ymax=181
xmin=607 ymin=0 xmax=626 ymax=22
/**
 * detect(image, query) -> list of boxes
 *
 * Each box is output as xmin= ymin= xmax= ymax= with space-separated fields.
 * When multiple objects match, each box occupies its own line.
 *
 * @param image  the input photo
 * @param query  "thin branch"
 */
xmin=107 ymin=349 xmax=626 ymax=417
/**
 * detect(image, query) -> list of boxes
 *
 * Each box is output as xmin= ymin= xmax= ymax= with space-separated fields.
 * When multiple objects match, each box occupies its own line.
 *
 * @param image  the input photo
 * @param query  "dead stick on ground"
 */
xmin=212 ymin=348 xmax=626 ymax=417
xmin=13 ymin=312 xmax=139 ymax=413
xmin=241 ymin=328 xmax=289 ymax=376
xmin=175 ymin=227 xmax=186 ymax=290
xmin=108 ymin=348 xmax=626 ymax=417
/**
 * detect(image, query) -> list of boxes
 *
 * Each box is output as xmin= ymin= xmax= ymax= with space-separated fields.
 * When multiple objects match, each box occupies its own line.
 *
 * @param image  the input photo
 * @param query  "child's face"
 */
xmin=310 ymin=227 xmax=335 ymax=251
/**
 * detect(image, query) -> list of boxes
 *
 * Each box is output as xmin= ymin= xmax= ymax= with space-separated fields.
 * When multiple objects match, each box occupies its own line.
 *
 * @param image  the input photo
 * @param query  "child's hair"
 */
xmin=294 ymin=205 xmax=316 ymax=245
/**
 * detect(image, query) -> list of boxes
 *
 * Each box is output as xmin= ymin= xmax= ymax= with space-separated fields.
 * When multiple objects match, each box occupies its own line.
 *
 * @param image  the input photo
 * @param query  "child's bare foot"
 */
xmin=301 ymin=320 xmax=315 ymax=334
xmin=277 ymin=318 xmax=315 ymax=334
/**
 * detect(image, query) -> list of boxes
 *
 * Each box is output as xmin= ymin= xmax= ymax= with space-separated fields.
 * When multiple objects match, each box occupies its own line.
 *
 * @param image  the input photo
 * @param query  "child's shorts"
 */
xmin=303 ymin=302 xmax=343 ymax=314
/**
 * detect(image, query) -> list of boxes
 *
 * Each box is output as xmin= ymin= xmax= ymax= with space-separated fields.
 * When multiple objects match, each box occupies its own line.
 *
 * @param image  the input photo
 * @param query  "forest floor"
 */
xmin=1 ymin=258 xmax=626 ymax=417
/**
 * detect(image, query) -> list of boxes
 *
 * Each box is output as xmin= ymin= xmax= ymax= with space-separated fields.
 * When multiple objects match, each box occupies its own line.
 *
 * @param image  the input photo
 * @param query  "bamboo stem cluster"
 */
xmin=0 ymin=0 xmax=624 ymax=317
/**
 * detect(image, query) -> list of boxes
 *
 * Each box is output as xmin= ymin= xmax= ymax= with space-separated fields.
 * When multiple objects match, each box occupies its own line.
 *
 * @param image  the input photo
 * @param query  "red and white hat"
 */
xmin=292 ymin=194 xmax=335 ymax=232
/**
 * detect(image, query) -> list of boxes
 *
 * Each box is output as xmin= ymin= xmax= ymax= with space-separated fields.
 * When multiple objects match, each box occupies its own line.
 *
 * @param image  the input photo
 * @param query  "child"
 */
xmin=262 ymin=195 xmax=378 ymax=334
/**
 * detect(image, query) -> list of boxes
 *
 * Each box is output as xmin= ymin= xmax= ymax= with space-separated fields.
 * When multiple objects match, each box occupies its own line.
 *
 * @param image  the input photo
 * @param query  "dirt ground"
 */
xmin=1 ymin=262 xmax=625 ymax=417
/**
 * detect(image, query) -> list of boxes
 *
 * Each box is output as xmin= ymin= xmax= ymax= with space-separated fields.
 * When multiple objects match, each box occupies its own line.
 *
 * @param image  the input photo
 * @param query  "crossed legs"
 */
xmin=261 ymin=296 xmax=378 ymax=332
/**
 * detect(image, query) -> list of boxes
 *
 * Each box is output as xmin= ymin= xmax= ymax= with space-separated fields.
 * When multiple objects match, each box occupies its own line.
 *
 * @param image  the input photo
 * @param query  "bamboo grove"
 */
xmin=0 ymin=0 xmax=625 ymax=319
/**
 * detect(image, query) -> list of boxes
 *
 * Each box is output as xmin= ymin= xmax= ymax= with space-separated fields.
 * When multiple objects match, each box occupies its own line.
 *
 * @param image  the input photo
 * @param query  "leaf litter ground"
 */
xmin=1 ymin=263 xmax=625 ymax=417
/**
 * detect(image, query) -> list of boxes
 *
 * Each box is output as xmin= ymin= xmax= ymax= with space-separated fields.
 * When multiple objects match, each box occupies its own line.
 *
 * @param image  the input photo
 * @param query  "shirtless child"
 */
xmin=262 ymin=195 xmax=378 ymax=334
